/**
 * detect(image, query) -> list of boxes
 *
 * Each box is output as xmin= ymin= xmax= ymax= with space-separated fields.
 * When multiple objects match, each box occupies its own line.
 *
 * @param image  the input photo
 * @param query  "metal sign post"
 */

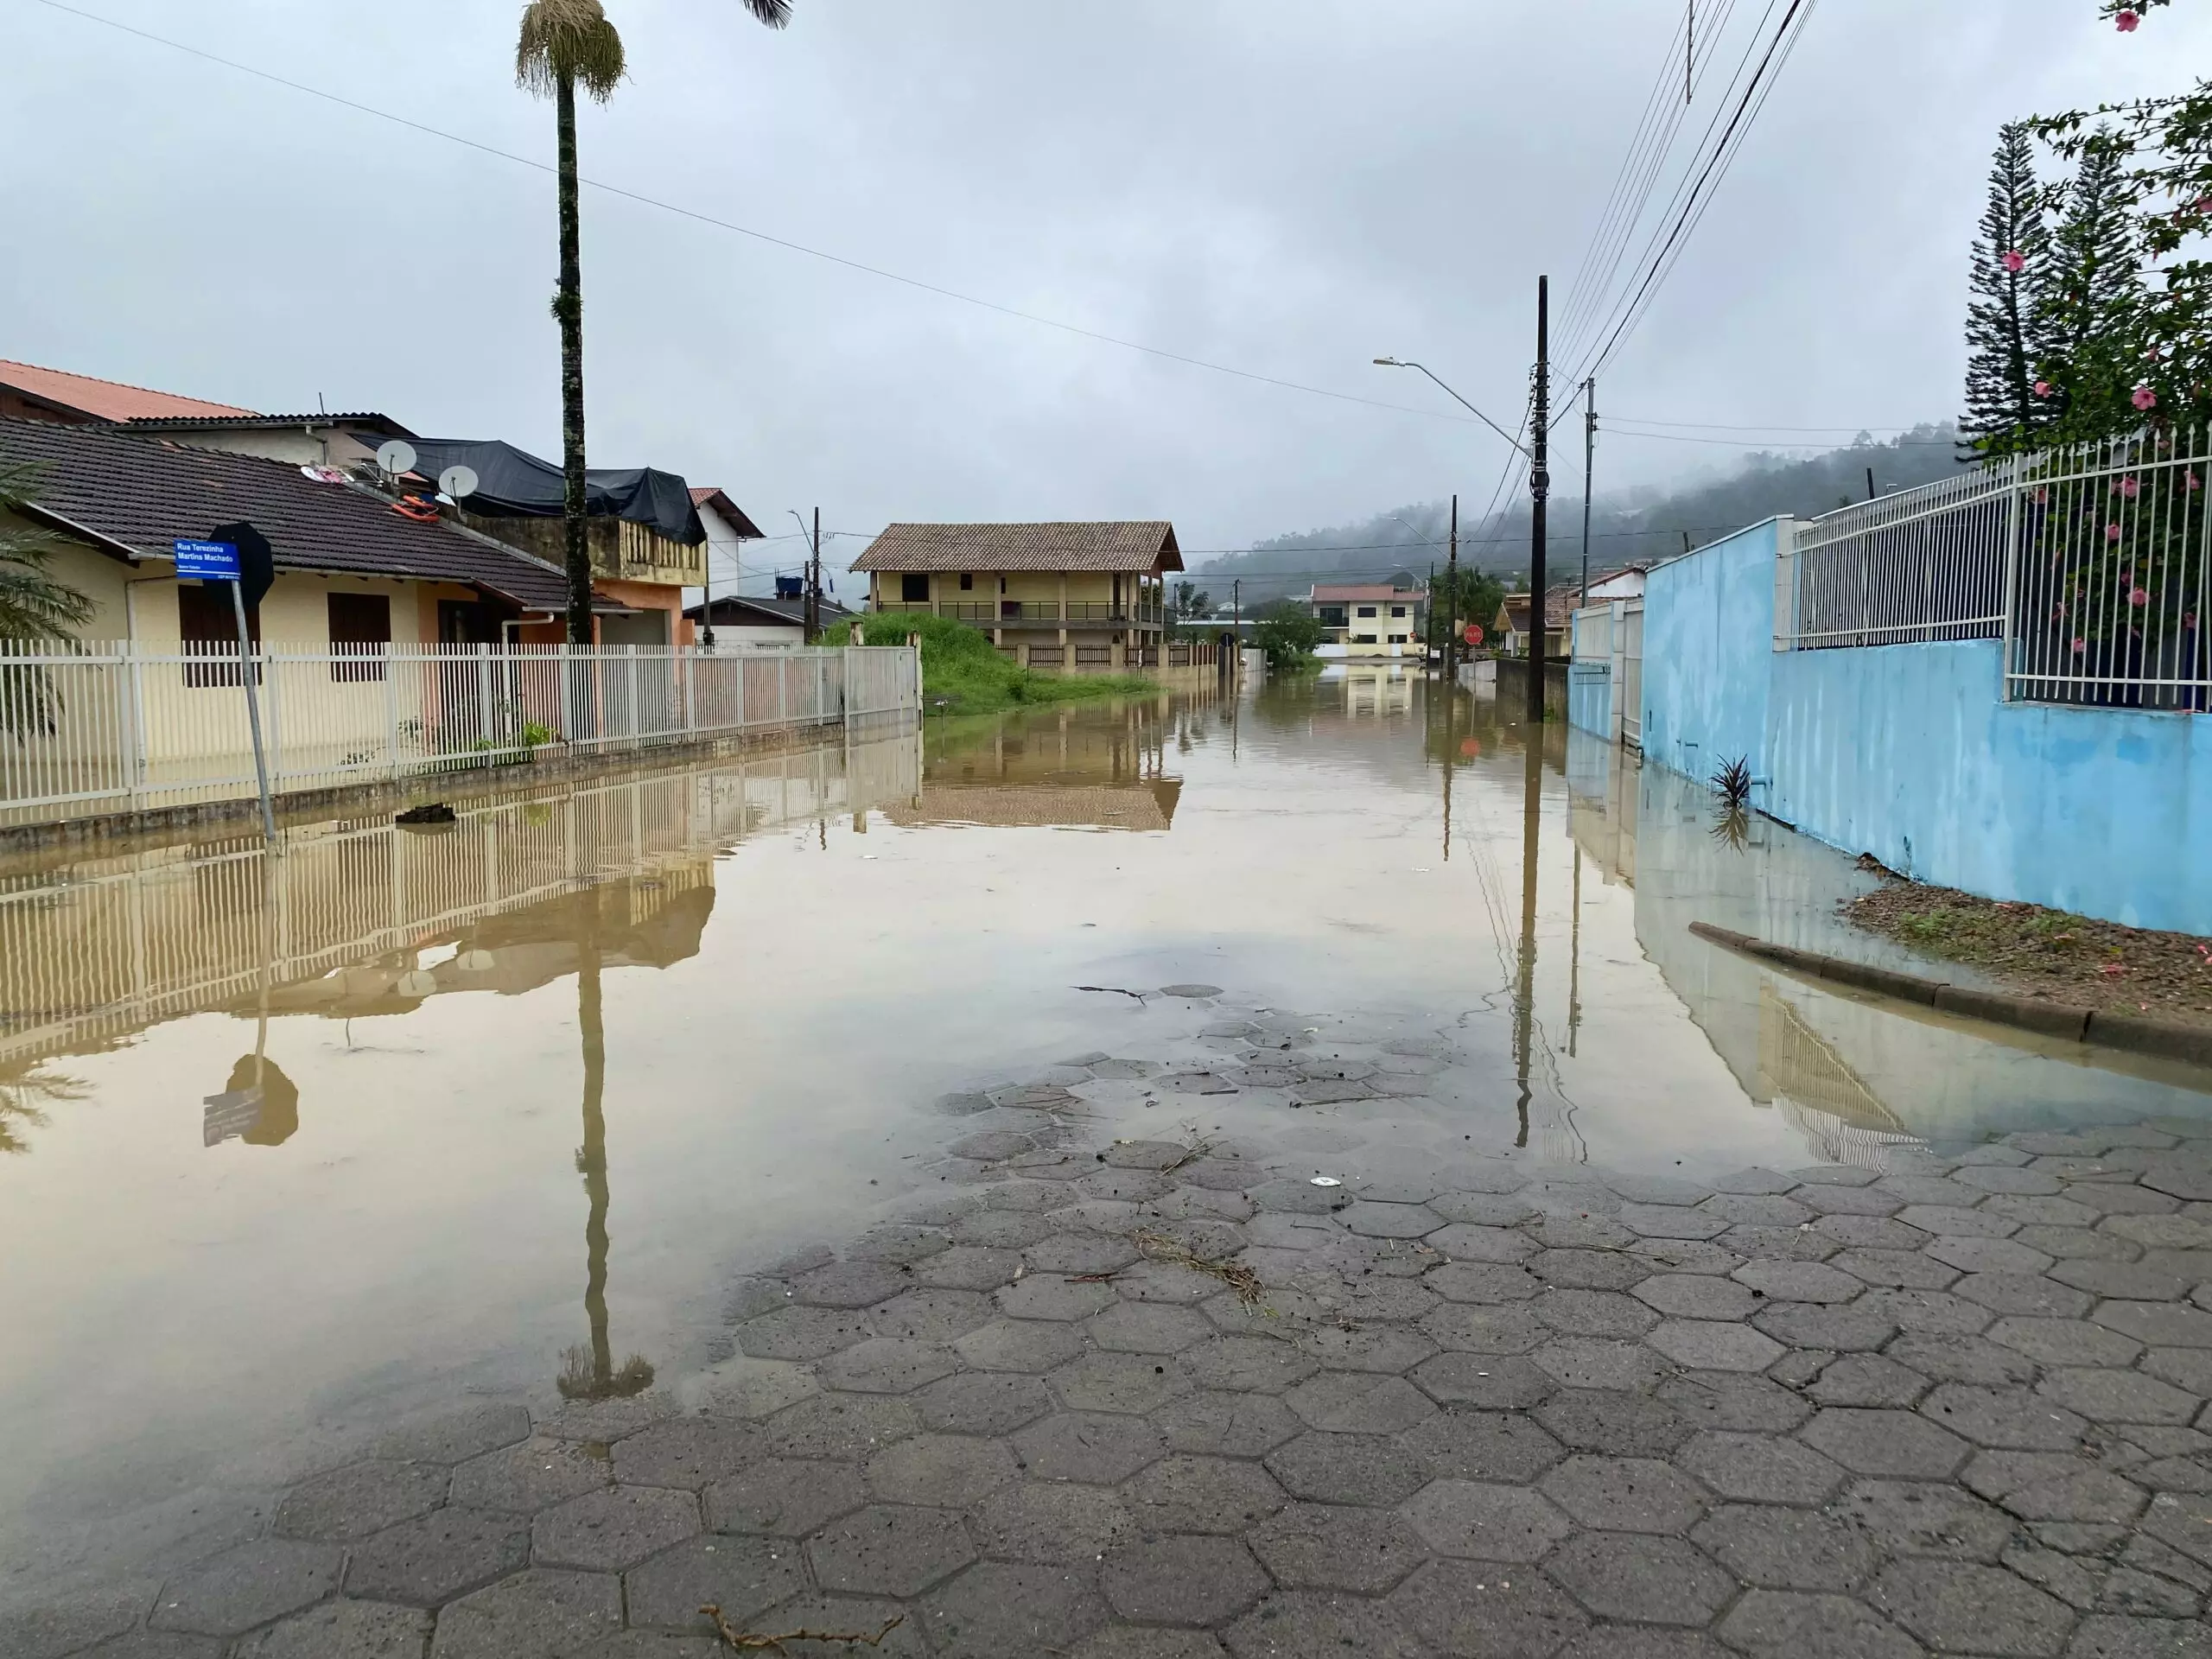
xmin=175 ymin=538 xmax=276 ymax=845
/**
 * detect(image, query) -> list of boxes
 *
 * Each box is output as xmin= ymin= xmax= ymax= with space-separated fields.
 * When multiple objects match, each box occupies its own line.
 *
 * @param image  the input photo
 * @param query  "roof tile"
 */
xmin=0 ymin=359 xmax=255 ymax=423
xmin=854 ymin=521 xmax=1181 ymax=575
xmin=0 ymin=417 xmax=571 ymax=613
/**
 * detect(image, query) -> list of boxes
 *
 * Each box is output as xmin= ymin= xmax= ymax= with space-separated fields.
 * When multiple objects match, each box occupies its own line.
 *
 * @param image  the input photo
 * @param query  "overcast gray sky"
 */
xmin=3 ymin=0 xmax=2200 ymax=589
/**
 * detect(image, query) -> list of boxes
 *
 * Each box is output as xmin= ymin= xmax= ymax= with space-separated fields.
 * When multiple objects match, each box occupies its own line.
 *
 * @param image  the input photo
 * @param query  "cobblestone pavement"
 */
xmin=10 ymin=1015 xmax=2212 ymax=1658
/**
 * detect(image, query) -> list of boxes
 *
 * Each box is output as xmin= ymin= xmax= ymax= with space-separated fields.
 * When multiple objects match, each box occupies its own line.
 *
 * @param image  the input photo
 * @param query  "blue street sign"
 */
xmin=174 ymin=538 xmax=240 ymax=581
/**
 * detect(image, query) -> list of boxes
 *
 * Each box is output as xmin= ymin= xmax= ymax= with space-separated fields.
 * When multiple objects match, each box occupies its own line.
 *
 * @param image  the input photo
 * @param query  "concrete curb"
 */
xmin=1688 ymin=920 xmax=2212 ymax=1070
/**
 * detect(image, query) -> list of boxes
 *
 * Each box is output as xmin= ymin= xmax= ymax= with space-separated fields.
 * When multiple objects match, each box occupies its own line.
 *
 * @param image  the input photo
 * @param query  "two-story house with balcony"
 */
xmin=854 ymin=521 xmax=1179 ymax=671
xmin=1311 ymin=583 xmax=1425 ymax=658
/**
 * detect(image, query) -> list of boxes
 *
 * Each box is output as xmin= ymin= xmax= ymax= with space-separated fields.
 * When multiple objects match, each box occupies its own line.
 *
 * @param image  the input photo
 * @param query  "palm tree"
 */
xmin=516 ymin=0 xmax=791 ymax=645
xmin=0 ymin=460 xmax=94 ymax=737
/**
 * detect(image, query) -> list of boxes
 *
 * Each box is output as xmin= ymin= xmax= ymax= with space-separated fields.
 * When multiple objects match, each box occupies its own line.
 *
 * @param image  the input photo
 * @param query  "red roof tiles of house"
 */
xmin=0 ymin=359 xmax=255 ymax=423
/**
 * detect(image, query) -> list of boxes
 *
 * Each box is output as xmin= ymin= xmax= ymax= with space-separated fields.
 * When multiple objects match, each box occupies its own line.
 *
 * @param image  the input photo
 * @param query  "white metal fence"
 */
xmin=1777 ymin=429 xmax=2212 ymax=709
xmin=0 ymin=642 xmax=919 ymax=826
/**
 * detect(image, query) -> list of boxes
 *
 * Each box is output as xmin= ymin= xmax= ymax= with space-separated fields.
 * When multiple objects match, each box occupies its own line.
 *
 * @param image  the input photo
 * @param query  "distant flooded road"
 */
xmin=3 ymin=668 xmax=2204 ymax=1602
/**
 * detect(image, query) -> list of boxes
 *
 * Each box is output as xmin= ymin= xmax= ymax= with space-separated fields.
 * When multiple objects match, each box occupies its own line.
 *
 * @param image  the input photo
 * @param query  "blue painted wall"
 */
xmin=1639 ymin=518 xmax=1781 ymax=785
xmin=1634 ymin=515 xmax=2212 ymax=933
xmin=1767 ymin=640 xmax=2212 ymax=935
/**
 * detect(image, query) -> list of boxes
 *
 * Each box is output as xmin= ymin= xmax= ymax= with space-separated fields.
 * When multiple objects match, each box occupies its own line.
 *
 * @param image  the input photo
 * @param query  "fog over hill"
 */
xmin=1189 ymin=424 xmax=1971 ymax=606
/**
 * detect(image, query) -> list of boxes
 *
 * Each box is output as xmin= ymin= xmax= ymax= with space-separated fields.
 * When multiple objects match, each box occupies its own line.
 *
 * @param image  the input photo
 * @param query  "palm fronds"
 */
xmin=740 ymin=0 xmax=793 ymax=25
xmin=516 ymin=0 xmax=627 ymax=102
xmin=0 ymin=461 xmax=95 ymax=644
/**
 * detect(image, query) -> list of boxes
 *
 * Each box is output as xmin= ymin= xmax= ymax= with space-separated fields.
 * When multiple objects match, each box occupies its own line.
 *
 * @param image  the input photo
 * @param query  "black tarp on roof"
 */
xmin=407 ymin=439 xmax=705 ymax=545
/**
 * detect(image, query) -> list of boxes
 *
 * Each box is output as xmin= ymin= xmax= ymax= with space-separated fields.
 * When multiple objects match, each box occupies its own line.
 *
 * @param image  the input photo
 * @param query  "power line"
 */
xmin=1573 ymin=0 xmax=1820 ymax=386
xmin=25 ymin=0 xmax=1511 ymax=435
xmin=1608 ymin=416 xmax=1924 ymax=432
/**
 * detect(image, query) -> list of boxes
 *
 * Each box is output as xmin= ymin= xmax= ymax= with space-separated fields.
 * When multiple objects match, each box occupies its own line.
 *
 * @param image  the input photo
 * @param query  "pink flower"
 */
xmin=2033 ymin=380 xmax=2052 ymax=397
xmin=2187 ymin=610 xmax=2199 ymax=629
xmin=2197 ymin=196 xmax=2212 ymax=214
xmin=2133 ymin=384 xmax=2158 ymax=410
xmin=2034 ymin=486 xmax=2050 ymax=504
xmin=2002 ymin=249 xmax=2026 ymax=272
xmin=2190 ymin=472 xmax=2203 ymax=491
xmin=2120 ymin=475 xmax=2141 ymax=497
xmin=2107 ymin=523 xmax=2125 ymax=541
xmin=2131 ymin=588 xmax=2151 ymax=607
xmin=2117 ymin=8 xmax=2140 ymax=29
xmin=2073 ymin=637 xmax=2088 ymax=653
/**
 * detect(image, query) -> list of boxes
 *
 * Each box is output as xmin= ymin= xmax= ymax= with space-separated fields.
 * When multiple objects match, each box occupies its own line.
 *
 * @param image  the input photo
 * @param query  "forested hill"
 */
xmin=1194 ymin=423 xmax=1970 ymax=606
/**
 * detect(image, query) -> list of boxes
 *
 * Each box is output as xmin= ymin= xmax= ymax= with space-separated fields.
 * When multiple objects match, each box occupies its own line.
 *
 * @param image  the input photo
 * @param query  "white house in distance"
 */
xmin=1311 ymin=583 xmax=1424 ymax=659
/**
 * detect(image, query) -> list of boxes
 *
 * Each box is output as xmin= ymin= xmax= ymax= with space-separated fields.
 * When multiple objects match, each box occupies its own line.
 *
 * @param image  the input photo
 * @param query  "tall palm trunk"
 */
xmin=555 ymin=75 xmax=593 ymax=646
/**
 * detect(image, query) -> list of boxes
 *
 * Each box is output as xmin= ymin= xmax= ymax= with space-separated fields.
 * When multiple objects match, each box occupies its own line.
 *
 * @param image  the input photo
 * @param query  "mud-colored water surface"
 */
xmin=3 ymin=669 xmax=2205 ymax=1609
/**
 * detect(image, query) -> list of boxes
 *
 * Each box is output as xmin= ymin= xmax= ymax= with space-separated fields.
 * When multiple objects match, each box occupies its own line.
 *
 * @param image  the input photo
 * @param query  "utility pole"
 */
xmin=1528 ymin=275 xmax=1551 ymax=725
xmin=1232 ymin=579 xmax=1241 ymax=677
xmin=1445 ymin=493 xmax=1459 ymax=683
xmin=1866 ymin=467 xmax=1877 ymax=502
xmin=1427 ymin=562 xmax=1437 ymax=660
xmin=806 ymin=506 xmax=822 ymax=642
xmin=1580 ymin=378 xmax=1596 ymax=608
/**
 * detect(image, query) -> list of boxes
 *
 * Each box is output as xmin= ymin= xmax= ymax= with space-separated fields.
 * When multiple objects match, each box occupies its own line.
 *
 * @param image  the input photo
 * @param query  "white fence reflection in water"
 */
xmin=0 ymin=729 xmax=923 ymax=1069
xmin=0 ymin=643 xmax=919 ymax=824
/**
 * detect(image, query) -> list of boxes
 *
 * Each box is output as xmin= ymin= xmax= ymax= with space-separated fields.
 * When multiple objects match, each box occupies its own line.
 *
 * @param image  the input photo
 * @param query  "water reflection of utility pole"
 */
xmin=1567 ymin=842 xmax=1583 ymax=1058
xmin=1439 ymin=682 xmax=1454 ymax=863
xmin=560 ymin=886 xmax=654 ymax=1402
xmin=1512 ymin=736 xmax=1541 ymax=1148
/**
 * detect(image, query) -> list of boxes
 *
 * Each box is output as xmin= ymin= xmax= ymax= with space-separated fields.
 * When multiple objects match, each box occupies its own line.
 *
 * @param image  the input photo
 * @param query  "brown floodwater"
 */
xmin=2 ymin=668 xmax=2205 ymax=1596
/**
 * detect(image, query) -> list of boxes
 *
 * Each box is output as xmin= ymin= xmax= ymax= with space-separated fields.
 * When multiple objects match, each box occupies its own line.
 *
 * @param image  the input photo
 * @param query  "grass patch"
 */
xmin=1844 ymin=880 xmax=2212 ymax=1027
xmin=827 ymin=612 xmax=1159 ymax=714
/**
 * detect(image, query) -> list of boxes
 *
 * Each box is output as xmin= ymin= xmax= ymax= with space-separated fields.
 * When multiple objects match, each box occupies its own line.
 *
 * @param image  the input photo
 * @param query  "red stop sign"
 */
xmin=1464 ymin=623 xmax=1484 ymax=645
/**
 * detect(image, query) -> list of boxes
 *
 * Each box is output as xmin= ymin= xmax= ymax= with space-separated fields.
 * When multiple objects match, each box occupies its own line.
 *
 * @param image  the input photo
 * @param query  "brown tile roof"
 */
xmin=854 ymin=521 xmax=1182 ymax=574
xmin=0 ymin=359 xmax=255 ymax=423
xmin=0 ymin=417 xmax=574 ymax=613
xmin=1313 ymin=584 xmax=1422 ymax=605
xmin=689 ymin=487 xmax=765 ymax=539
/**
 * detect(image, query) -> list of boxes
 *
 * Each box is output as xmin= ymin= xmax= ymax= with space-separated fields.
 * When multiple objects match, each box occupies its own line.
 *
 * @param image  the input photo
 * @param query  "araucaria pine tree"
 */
xmin=1962 ymin=124 xmax=2052 ymax=455
xmin=2032 ymin=135 xmax=2148 ymax=442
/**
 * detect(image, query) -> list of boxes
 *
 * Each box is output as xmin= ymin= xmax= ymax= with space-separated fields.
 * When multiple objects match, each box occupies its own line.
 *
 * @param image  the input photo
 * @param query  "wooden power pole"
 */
xmin=1528 ymin=276 xmax=1551 ymax=724
xmin=1445 ymin=493 xmax=1459 ymax=682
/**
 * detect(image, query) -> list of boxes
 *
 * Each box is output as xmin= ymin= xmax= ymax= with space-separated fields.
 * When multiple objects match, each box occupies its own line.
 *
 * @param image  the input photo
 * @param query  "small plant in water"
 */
xmin=555 ymin=1344 xmax=656 ymax=1402
xmin=1711 ymin=755 xmax=1753 ymax=810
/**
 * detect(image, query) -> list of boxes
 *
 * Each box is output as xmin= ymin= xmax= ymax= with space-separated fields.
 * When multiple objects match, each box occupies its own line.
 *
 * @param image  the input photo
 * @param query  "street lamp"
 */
xmin=1373 ymin=359 xmax=1530 ymax=457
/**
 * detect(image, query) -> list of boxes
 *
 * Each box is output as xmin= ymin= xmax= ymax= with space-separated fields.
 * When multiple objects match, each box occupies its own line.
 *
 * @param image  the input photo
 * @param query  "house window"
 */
xmin=959 ymin=573 xmax=973 ymax=590
xmin=179 ymin=581 xmax=257 ymax=689
xmin=1351 ymin=633 xmax=1377 ymax=645
xmin=1319 ymin=606 xmax=1346 ymax=628
xmin=1388 ymin=634 xmax=1408 ymax=644
xmin=900 ymin=573 xmax=930 ymax=603
xmin=1391 ymin=606 xmax=1408 ymax=619
xmin=327 ymin=592 xmax=391 ymax=682
xmin=1357 ymin=606 xmax=1377 ymax=618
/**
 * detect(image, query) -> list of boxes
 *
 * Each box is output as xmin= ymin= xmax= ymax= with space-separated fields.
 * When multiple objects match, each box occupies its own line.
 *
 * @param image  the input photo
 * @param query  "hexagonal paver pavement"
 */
xmin=343 ymin=1506 xmax=527 ymax=1606
xmin=808 ymin=1504 xmax=976 ymax=1597
xmin=1402 ymin=1480 xmax=1573 ymax=1560
xmin=1102 ymin=1536 xmax=1269 ymax=1626
xmin=531 ymin=1484 xmax=700 ymax=1570
xmin=36 ymin=1089 xmax=2212 ymax=1659
xmin=1541 ymin=1455 xmax=1709 ymax=1533
xmin=1548 ymin=1532 xmax=1738 ymax=1625
xmin=149 ymin=1541 xmax=341 ymax=1637
xmin=270 ymin=1459 xmax=448 ymax=1543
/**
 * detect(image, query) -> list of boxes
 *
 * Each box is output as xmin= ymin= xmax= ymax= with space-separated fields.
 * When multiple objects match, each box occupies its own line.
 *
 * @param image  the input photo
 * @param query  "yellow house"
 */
xmin=854 ymin=521 xmax=1179 ymax=671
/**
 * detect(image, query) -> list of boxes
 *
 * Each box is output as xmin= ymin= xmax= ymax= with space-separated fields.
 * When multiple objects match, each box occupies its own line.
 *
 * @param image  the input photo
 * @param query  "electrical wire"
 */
xmin=1573 ymin=0 xmax=1820 ymax=387
xmin=22 ymin=0 xmax=1511 ymax=435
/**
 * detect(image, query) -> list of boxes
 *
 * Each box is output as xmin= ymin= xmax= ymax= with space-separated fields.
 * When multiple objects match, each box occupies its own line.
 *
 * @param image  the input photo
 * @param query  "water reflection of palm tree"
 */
xmin=556 ymin=886 xmax=654 ymax=1401
xmin=0 ymin=1065 xmax=80 ymax=1154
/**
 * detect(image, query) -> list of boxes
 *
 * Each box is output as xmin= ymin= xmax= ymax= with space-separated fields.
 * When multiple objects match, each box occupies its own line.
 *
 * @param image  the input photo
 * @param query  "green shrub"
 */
xmin=823 ymin=613 xmax=1158 ymax=713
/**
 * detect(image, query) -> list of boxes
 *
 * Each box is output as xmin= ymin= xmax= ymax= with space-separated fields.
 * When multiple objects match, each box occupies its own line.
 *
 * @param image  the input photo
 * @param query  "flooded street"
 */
xmin=4 ymin=671 xmax=2209 ymax=1628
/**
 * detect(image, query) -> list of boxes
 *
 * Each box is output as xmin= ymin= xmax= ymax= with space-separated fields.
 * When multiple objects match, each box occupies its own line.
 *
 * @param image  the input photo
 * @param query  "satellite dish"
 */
xmin=439 ymin=464 xmax=480 ymax=502
xmin=376 ymin=439 xmax=418 ymax=478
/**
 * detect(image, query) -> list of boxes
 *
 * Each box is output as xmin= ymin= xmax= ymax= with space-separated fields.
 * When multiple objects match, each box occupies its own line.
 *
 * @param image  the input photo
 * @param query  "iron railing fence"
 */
xmin=1777 ymin=428 xmax=2212 ymax=709
xmin=0 ymin=642 xmax=918 ymax=826
xmin=1786 ymin=466 xmax=2012 ymax=650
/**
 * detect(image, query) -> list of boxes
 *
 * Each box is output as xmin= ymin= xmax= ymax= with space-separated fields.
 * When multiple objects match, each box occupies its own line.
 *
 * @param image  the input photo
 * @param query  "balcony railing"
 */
xmin=870 ymin=600 xmax=1167 ymax=626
